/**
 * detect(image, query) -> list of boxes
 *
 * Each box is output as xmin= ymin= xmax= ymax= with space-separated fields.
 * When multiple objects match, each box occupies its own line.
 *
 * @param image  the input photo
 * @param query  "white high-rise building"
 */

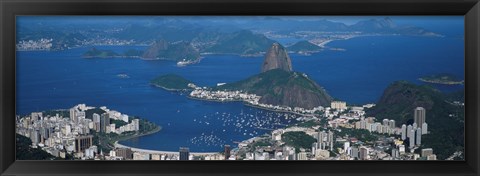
xmin=70 ymin=108 xmax=77 ymax=123
xmin=65 ymin=124 xmax=71 ymax=136
xmin=344 ymin=142 xmax=350 ymax=153
xmin=409 ymin=129 xmax=415 ymax=148
xmin=422 ymin=123 xmax=428 ymax=134
xmin=297 ymin=152 xmax=308 ymax=160
xmin=416 ymin=128 xmax=422 ymax=145
xmin=132 ymin=119 xmax=140 ymax=131
xmin=330 ymin=101 xmax=347 ymax=110
xmin=389 ymin=120 xmax=395 ymax=129
xmin=316 ymin=131 xmax=332 ymax=150
xmin=327 ymin=131 xmax=334 ymax=151
xmin=93 ymin=113 xmax=100 ymax=123
xmin=401 ymin=124 xmax=407 ymax=140
xmin=383 ymin=119 xmax=389 ymax=126
xmin=407 ymin=125 xmax=413 ymax=139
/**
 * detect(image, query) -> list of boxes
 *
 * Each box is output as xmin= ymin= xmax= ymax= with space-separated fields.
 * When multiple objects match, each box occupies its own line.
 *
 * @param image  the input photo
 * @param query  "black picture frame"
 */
xmin=1 ymin=0 xmax=479 ymax=176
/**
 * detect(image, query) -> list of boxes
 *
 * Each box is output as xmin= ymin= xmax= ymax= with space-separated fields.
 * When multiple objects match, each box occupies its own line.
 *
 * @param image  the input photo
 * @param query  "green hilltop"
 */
xmin=142 ymin=40 xmax=200 ymax=61
xmin=366 ymin=81 xmax=464 ymax=160
xmin=215 ymin=69 xmax=333 ymax=109
xmin=82 ymin=47 xmax=119 ymax=58
xmin=204 ymin=30 xmax=276 ymax=56
xmin=150 ymin=74 xmax=193 ymax=91
xmin=287 ymin=40 xmax=322 ymax=53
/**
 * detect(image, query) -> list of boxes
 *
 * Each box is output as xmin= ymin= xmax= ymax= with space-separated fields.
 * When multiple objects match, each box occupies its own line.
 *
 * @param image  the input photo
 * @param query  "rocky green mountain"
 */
xmin=149 ymin=42 xmax=333 ymax=109
xmin=150 ymin=74 xmax=193 ymax=91
xmin=216 ymin=69 xmax=333 ymax=109
xmin=142 ymin=40 xmax=200 ymax=61
xmin=204 ymin=30 xmax=276 ymax=56
xmin=366 ymin=81 xmax=464 ymax=159
xmin=287 ymin=41 xmax=322 ymax=53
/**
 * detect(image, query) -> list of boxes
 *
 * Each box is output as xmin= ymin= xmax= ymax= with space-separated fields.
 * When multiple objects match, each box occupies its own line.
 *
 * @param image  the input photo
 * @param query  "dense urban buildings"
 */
xmin=17 ymin=103 xmax=440 ymax=160
xmin=16 ymin=104 xmax=142 ymax=160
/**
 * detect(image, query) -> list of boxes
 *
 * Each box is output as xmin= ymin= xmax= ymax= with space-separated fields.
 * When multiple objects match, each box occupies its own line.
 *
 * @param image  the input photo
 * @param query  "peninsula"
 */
xmin=419 ymin=73 xmax=464 ymax=85
xmin=150 ymin=74 xmax=194 ymax=91
xmin=152 ymin=43 xmax=333 ymax=114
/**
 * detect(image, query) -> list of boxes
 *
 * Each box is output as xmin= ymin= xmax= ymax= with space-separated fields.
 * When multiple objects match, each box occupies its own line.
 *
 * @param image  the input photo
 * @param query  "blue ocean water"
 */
xmin=16 ymin=35 xmax=464 ymax=152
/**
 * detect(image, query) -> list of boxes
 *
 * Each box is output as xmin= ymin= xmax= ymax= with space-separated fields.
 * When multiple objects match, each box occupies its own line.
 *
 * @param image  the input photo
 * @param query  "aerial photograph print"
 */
xmin=15 ymin=16 xmax=464 ymax=161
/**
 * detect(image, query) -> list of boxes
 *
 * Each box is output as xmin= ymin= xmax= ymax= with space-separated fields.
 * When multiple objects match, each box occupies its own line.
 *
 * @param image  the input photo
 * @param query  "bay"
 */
xmin=16 ymin=35 xmax=464 ymax=152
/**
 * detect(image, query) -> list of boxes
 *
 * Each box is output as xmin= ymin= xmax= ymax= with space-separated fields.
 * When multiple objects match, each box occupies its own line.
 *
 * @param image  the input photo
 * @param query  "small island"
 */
xmin=82 ymin=47 xmax=145 ymax=58
xmin=419 ymin=73 xmax=464 ymax=85
xmin=150 ymin=74 xmax=194 ymax=91
xmin=117 ymin=74 xmax=130 ymax=79
xmin=287 ymin=40 xmax=322 ymax=55
xmin=82 ymin=47 xmax=119 ymax=58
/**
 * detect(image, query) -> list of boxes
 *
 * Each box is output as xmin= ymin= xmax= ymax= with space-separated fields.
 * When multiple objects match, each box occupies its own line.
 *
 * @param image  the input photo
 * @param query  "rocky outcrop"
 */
xmin=217 ymin=69 xmax=333 ymax=109
xmin=142 ymin=40 xmax=169 ymax=59
xmin=261 ymin=43 xmax=292 ymax=73
xmin=142 ymin=40 xmax=199 ymax=61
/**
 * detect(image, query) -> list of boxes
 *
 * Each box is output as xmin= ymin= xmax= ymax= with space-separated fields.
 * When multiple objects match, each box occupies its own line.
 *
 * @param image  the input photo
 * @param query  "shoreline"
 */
xmin=115 ymin=125 xmax=162 ymax=143
xmin=418 ymin=78 xmax=464 ymax=85
xmin=188 ymin=94 xmax=316 ymax=117
xmin=186 ymin=95 xmax=245 ymax=103
xmin=243 ymin=103 xmax=316 ymax=117
xmin=150 ymin=84 xmax=192 ymax=92
xmin=114 ymin=123 xmax=220 ymax=156
xmin=114 ymin=142 xmax=219 ymax=156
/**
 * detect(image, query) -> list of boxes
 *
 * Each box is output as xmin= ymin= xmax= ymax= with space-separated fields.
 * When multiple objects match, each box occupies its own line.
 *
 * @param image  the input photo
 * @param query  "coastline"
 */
xmin=186 ymin=95 xmax=245 ymax=103
xmin=114 ymin=141 xmax=219 ymax=156
xmin=150 ymin=84 xmax=192 ymax=92
xmin=243 ymin=103 xmax=316 ymax=117
xmin=114 ymin=123 xmax=219 ymax=155
xmin=188 ymin=94 xmax=316 ymax=118
xmin=418 ymin=78 xmax=464 ymax=85
xmin=115 ymin=125 xmax=162 ymax=144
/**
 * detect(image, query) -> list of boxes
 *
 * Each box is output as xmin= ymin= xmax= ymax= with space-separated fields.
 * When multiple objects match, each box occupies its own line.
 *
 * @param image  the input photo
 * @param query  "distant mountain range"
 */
xmin=142 ymin=40 xmax=200 ymax=61
xmin=82 ymin=40 xmax=201 ymax=62
xmin=204 ymin=30 xmax=276 ymax=56
xmin=18 ymin=17 xmax=441 ymax=51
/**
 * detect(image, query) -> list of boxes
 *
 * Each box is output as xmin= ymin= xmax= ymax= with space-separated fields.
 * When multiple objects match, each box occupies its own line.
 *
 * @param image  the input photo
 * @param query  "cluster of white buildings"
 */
xmin=190 ymin=89 xmax=261 ymax=103
xmin=16 ymin=38 xmax=53 ymax=51
xmin=190 ymin=85 xmax=326 ymax=116
xmin=16 ymin=104 xmax=140 ymax=160
xmin=79 ymin=38 xmax=135 ymax=46
xmin=353 ymin=117 xmax=400 ymax=135
xmin=400 ymin=107 xmax=428 ymax=149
